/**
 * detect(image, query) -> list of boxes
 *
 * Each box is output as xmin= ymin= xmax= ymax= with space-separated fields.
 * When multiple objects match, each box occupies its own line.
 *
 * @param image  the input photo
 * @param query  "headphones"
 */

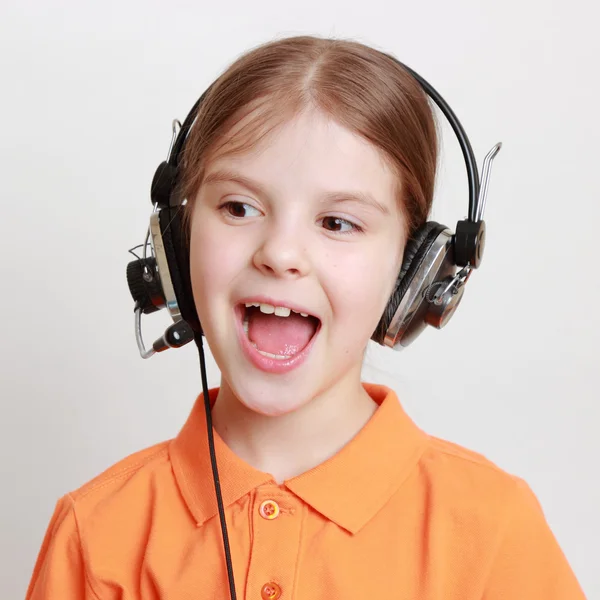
xmin=126 ymin=60 xmax=500 ymax=359
xmin=125 ymin=54 xmax=501 ymax=600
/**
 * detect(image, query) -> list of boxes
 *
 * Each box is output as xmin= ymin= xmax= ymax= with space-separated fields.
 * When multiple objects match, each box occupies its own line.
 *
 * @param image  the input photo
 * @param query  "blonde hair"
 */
xmin=178 ymin=35 xmax=438 ymax=240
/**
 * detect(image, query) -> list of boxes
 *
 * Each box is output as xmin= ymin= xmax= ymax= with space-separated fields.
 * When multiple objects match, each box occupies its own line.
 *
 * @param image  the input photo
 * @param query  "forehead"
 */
xmin=203 ymin=108 xmax=400 ymax=207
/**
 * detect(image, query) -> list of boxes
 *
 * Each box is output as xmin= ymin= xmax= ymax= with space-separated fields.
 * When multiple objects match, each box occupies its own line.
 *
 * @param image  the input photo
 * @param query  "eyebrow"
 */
xmin=201 ymin=168 xmax=390 ymax=216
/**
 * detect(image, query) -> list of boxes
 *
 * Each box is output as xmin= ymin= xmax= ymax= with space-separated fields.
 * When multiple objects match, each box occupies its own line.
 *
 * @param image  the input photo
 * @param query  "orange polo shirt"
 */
xmin=26 ymin=383 xmax=585 ymax=599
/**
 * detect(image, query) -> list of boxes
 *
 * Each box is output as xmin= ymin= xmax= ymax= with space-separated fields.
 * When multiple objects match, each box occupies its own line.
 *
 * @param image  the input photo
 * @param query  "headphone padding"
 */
xmin=372 ymin=221 xmax=447 ymax=344
xmin=396 ymin=222 xmax=447 ymax=299
xmin=159 ymin=207 xmax=202 ymax=333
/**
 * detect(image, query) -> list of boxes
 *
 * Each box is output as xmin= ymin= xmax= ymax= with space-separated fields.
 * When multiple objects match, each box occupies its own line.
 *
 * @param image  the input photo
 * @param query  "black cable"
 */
xmin=195 ymin=330 xmax=238 ymax=600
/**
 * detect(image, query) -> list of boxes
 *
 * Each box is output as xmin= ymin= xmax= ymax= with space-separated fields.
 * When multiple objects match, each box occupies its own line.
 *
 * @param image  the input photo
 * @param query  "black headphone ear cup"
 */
xmin=158 ymin=207 xmax=202 ymax=334
xmin=372 ymin=221 xmax=447 ymax=345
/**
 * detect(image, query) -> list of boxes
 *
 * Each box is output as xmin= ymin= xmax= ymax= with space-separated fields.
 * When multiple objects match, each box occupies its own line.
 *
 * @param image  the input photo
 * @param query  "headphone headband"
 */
xmin=162 ymin=57 xmax=481 ymax=218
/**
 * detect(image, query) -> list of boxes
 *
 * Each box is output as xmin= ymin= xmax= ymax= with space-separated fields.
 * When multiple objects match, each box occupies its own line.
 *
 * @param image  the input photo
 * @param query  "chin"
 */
xmin=226 ymin=373 xmax=320 ymax=418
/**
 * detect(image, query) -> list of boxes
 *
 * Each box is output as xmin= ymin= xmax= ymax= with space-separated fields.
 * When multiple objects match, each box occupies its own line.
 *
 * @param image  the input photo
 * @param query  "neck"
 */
xmin=211 ymin=373 xmax=378 ymax=483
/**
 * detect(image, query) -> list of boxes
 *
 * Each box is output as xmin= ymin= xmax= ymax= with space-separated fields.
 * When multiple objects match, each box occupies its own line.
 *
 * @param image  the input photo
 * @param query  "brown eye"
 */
xmin=227 ymin=202 xmax=246 ymax=217
xmin=321 ymin=216 xmax=360 ymax=233
xmin=221 ymin=201 xmax=261 ymax=219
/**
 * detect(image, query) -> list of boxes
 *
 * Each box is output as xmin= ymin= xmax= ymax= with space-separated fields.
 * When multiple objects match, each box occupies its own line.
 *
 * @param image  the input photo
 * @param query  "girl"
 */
xmin=26 ymin=35 xmax=585 ymax=599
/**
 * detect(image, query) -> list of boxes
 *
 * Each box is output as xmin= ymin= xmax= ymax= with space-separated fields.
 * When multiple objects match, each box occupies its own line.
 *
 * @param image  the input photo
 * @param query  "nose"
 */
xmin=252 ymin=222 xmax=311 ymax=279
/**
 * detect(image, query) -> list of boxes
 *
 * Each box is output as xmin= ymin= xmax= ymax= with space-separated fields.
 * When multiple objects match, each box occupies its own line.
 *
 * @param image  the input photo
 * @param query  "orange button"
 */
xmin=261 ymin=582 xmax=282 ymax=599
xmin=259 ymin=500 xmax=280 ymax=520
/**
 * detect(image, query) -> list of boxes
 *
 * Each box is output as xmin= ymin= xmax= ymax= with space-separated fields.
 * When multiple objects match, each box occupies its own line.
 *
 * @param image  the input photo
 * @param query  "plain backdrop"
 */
xmin=1 ymin=0 xmax=598 ymax=597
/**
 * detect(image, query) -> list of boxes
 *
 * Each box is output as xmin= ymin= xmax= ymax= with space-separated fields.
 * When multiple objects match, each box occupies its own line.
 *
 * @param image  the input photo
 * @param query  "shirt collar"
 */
xmin=170 ymin=383 xmax=428 ymax=534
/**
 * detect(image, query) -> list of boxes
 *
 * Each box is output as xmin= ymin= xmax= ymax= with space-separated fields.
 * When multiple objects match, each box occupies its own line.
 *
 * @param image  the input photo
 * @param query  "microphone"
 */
xmin=151 ymin=320 xmax=194 ymax=353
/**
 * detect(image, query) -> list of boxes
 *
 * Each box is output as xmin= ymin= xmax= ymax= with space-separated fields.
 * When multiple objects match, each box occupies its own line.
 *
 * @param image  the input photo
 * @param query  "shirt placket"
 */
xmin=245 ymin=484 xmax=303 ymax=600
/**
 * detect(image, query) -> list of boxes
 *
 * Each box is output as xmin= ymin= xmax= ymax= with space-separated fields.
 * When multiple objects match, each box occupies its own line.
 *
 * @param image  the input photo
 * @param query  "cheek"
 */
xmin=324 ymin=245 xmax=401 ymax=331
xmin=189 ymin=211 xmax=243 ymax=312
xmin=189 ymin=227 xmax=215 ymax=301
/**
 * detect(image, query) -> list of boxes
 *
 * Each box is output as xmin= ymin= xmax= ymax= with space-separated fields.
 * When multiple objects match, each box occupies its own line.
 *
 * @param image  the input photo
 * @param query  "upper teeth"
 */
xmin=244 ymin=302 xmax=309 ymax=318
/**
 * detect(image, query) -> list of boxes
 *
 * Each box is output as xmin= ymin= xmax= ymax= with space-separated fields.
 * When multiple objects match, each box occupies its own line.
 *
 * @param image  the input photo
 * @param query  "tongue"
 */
xmin=247 ymin=310 xmax=317 ymax=356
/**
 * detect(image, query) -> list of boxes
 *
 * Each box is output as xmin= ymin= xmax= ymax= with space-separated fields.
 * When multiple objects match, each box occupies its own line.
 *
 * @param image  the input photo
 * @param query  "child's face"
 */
xmin=189 ymin=108 xmax=406 ymax=415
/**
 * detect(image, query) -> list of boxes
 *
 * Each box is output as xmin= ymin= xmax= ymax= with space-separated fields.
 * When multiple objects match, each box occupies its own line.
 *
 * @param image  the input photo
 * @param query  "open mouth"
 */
xmin=239 ymin=302 xmax=321 ymax=361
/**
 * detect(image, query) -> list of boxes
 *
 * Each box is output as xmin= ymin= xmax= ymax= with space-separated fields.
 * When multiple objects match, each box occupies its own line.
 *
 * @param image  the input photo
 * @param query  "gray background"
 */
xmin=1 ymin=0 xmax=598 ymax=597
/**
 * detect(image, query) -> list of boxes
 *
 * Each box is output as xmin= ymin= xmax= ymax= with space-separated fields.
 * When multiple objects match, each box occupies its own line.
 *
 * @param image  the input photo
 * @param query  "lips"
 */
xmin=233 ymin=303 xmax=321 ymax=374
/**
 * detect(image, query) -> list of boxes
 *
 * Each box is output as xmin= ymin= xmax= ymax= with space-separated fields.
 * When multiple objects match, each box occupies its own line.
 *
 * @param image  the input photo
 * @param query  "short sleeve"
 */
xmin=26 ymin=495 xmax=98 ymax=600
xmin=483 ymin=478 xmax=586 ymax=599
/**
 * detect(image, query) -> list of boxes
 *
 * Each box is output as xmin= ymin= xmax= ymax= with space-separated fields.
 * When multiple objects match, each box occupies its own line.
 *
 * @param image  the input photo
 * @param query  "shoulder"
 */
xmin=417 ymin=442 xmax=586 ymax=597
xmin=28 ymin=441 xmax=179 ymax=599
xmin=61 ymin=440 xmax=182 ymax=531
xmin=69 ymin=441 xmax=171 ymax=503
xmin=415 ymin=435 xmax=539 ymax=530
xmin=421 ymin=434 xmax=522 ymax=492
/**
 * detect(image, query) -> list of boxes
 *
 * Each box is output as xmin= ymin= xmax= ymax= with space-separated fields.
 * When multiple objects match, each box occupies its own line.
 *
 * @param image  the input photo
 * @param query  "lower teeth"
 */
xmin=252 ymin=344 xmax=289 ymax=360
